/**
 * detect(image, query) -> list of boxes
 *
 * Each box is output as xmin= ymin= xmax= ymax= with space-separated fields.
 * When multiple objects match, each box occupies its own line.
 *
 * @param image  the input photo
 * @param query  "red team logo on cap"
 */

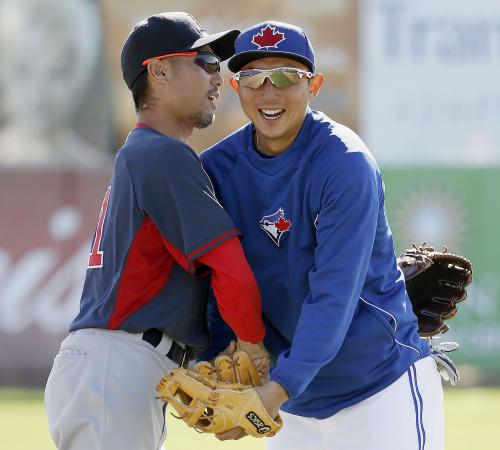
xmin=251 ymin=25 xmax=286 ymax=49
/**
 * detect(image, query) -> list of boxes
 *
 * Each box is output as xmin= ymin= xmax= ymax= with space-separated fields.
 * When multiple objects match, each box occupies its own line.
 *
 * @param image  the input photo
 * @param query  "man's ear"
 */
xmin=147 ymin=59 xmax=169 ymax=82
xmin=309 ymin=73 xmax=324 ymax=101
xmin=230 ymin=78 xmax=240 ymax=93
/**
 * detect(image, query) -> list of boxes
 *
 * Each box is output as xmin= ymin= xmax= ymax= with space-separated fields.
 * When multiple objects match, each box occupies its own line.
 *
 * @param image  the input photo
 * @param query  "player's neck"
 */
xmin=137 ymin=109 xmax=193 ymax=143
xmin=255 ymin=129 xmax=298 ymax=156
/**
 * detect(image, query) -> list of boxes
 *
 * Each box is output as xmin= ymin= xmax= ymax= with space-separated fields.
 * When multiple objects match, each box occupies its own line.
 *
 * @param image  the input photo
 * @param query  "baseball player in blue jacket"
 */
xmin=200 ymin=21 xmax=445 ymax=449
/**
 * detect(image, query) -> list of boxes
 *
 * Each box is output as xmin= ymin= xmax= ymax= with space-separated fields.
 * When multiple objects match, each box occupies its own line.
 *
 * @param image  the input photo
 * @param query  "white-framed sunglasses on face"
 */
xmin=232 ymin=67 xmax=314 ymax=89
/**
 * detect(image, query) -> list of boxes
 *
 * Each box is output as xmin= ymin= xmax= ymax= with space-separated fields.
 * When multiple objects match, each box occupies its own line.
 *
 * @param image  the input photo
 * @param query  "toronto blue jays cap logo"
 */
xmin=228 ymin=21 xmax=316 ymax=72
xmin=251 ymin=24 xmax=286 ymax=49
xmin=259 ymin=208 xmax=292 ymax=246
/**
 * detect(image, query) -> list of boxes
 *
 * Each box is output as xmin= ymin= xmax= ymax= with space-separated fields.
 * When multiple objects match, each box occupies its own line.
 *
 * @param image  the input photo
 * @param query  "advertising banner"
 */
xmin=360 ymin=0 xmax=500 ymax=166
xmin=383 ymin=168 xmax=500 ymax=381
xmin=0 ymin=168 xmax=111 ymax=384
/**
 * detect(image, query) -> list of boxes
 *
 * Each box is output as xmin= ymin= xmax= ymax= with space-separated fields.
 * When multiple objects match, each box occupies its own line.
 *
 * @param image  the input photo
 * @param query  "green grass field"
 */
xmin=1 ymin=387 xmax=498 ymax=449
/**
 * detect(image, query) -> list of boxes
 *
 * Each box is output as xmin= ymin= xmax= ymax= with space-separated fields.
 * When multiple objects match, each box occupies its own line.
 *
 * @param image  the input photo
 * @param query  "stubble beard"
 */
xmin=190 ymin=111 xmax=215 ymax=129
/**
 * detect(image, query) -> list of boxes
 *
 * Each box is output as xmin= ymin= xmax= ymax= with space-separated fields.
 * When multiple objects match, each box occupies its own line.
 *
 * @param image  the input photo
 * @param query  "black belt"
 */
xmin=142 ymin=328 xmax=191 ymax=368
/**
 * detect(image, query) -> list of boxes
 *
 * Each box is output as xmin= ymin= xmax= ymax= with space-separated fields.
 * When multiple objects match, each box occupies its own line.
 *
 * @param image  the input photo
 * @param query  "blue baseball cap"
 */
xmin=227 ymin=21 xmax=315 ymax=73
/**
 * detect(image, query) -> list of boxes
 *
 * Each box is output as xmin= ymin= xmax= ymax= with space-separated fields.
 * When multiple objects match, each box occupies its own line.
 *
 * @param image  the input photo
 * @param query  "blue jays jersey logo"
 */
xmin=259 ymin=208 xmax=292 ymax=246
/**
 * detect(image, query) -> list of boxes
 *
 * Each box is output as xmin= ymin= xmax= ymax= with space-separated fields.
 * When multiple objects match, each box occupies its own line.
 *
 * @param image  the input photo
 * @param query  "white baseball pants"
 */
xmin=45 ymin=328 xmax=176 ymax=450
xmin=267 ymin=356 xmax=443 ymax=450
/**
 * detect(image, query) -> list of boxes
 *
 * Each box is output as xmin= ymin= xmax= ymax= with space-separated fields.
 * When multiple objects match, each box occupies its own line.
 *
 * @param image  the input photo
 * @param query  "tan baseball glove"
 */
xmin=156 ymin=367 xmax=282 ymax=437
xmin=195 ymin=350 xmax=267 ymax=386
xmin=398 ymin=243 xmax=473 ymax=337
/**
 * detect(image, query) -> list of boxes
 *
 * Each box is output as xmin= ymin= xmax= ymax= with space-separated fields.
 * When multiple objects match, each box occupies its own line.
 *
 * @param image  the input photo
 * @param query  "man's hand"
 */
xmin=216 ymin=380 xmax=289 ymax=441
xmin=255 ymin=380 xmax=289 ymax=420
xmin=194 ymin=340 xmax=270 ymax=387
xmin=236 ymin=339 xmax=271 ymax=376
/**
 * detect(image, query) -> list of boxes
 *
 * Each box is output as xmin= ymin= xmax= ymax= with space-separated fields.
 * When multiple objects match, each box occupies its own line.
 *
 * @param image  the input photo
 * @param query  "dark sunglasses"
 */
xmin=232 ymin=67 xmax=313 ymax=89
xmin=193 ymin=52 xmax=221 ymax=74
xmin=142 ymin=51 xmax=220 ymax=75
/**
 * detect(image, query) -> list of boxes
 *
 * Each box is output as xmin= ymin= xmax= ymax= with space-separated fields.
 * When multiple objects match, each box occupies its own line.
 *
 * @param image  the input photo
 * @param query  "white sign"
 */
xmin=360 ymin=0 xmax=500 ymax=166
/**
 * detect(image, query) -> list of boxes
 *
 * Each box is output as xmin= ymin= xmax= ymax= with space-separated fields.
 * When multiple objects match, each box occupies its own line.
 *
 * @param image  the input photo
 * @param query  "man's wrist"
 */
xmin=268 ymin=380 xmax=290 ymax=403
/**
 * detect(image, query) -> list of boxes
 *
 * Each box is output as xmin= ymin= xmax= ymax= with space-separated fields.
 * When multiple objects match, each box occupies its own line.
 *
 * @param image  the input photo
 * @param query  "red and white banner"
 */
xmin=0 ymin=167 xmax=111 ymax=383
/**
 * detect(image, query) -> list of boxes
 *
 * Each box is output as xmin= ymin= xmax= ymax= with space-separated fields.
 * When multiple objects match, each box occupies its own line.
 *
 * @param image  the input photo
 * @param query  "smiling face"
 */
xmin=233 ymin=57 xmax=323 ymax=155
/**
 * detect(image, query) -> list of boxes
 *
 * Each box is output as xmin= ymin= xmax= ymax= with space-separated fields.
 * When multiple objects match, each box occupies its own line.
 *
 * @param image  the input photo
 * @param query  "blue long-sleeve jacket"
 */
xmin=200 ymin=110 xmax=429 ymax=418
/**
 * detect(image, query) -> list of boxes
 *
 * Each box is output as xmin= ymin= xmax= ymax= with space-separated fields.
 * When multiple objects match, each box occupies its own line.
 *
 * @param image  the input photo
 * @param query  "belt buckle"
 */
xmin=177 ymin=343 xmax=190 ymax=368
xmin=180 ymin=349 xmax=188 ymax=368
xmin=166 ymin=340 xmax=190 ymax=368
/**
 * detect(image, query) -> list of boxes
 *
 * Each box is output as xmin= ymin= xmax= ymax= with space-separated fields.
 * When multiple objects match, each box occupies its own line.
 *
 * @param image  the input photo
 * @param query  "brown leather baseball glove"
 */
xmin=398 ymin=243 xmax=473 ymax=337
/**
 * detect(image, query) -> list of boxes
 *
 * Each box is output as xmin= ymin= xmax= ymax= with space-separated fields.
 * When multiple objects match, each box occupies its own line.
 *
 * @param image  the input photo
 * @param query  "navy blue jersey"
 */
xmin=71 ymin=126 xmax=239 ymax=352
xmin=200 ymin=110 xmax=430 ymax=418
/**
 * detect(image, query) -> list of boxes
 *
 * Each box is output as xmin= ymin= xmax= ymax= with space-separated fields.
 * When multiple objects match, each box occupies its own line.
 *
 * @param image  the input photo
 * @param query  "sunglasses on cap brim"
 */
xmin=142 ymin=51 xmax=221 ymax=75
xmin=232 ymin=67 xmax=314 ymax=89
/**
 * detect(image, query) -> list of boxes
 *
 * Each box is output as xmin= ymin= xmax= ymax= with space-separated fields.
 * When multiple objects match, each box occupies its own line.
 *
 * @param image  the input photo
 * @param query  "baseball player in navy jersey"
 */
xmin=44 ymin=13 xmax=270 ymax=450
xmin=200 ymin=22 xmax=445 ymax=449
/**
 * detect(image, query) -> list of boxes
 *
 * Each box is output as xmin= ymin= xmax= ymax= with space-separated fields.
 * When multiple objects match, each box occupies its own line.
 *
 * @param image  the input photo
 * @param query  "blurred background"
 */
xmin=0 ymin=0 xmax=499 ymax=448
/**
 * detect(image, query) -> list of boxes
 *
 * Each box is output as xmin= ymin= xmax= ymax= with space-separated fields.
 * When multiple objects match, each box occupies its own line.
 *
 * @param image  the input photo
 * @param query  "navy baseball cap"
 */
xmin=227 ymin=21 xmax=315 ymax=73
xmin=121 ymin=12 xmax=240 ymax=89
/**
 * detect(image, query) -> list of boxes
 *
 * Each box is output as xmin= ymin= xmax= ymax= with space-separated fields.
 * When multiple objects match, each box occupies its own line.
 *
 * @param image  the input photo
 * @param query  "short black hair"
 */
xmin=131 ymin=71 xmax=149 ymax=112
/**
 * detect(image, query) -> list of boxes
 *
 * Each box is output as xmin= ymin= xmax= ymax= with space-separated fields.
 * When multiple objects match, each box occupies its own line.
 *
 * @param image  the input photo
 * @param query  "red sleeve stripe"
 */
xmin=187 ymin=228 xmax=240 ymax=263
